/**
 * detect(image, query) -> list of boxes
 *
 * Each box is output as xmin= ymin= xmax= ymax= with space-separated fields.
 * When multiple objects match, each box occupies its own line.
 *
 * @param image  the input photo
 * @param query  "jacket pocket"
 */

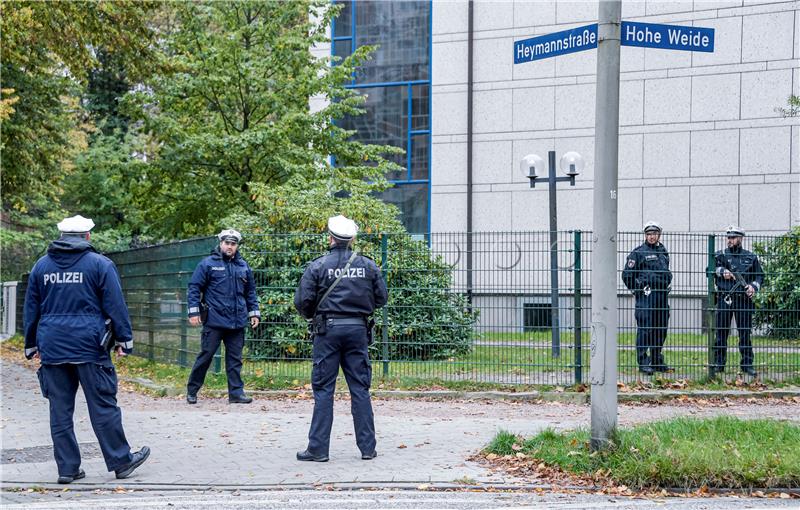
xmin=95 ymin=364 xmax=118 ymax=396
xmin=37 ymin=367 xmax=49 ymax=399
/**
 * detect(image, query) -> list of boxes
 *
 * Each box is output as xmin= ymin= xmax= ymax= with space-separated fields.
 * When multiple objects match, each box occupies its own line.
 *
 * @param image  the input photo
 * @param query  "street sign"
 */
xmin=514 ymin=20 xmax=714 ymax=63
xmin=621 ymin=21 xmax=714 ymax=52
xmin=514 ymin=23 xmax=597 ymax=63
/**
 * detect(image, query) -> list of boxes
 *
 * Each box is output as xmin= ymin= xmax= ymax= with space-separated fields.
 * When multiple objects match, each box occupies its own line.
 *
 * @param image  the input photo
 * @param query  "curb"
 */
xmin=119 ymin=376 xmax=800 ymax=404
xmin=3 ymin=480 xmax=799 ymax=496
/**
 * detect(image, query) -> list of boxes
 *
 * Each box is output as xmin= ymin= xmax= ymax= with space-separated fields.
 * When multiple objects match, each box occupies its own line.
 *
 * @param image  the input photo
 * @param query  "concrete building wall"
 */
xmin=431 ymin=0 xmax=799 ymax=235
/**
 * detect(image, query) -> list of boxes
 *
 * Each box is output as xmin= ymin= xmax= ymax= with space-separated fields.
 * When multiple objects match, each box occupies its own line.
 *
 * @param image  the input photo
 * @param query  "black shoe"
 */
xmin=296 ymin=449 xmax=329 ymax=462
xmin=710 ymin=366 xmax=725 ymax=376
xmin=361 ymin=450 xmax=378 ymax=460
xmin=186 ymin=394 xmax=197 ymax=404
xmin=115 ymin=446 xmax=151 ymax=479
xmin=639 ymin=365 xmax=654 ymax=375
xmin=742 ymin=367 xmax=758 ymax=377
xmin=57 ymin=469 xmax=85 ymax=484
xmin=229 ymin=394 xmax=253 ymax=404
xmin=653 ymin=365 xmax=674 ymax=373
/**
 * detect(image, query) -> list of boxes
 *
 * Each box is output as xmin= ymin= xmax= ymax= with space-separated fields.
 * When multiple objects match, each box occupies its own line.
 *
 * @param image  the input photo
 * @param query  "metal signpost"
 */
xmin=513 ymin=4 xmax=715 ymax=450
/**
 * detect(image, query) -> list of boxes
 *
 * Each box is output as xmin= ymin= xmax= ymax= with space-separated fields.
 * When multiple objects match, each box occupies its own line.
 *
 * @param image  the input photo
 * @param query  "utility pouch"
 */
xmin=367 ymin=317 xmax=376 ymax=346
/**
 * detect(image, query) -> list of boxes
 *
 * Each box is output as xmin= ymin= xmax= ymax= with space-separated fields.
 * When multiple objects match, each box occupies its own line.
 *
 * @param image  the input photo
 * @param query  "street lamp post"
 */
xmin=520 ymin=150 xmax=584 ymax=358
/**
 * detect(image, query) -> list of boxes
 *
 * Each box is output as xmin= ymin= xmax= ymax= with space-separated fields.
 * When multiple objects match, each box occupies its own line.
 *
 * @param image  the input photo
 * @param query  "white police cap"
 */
xmin=643 ymin=220 xmax=662 ymax=233
xmin=726 ymin=225 xmax=745 ymax=237
xmin=217 ymin=228 xmax=242 ymax=243
xmin=57 ymin=215 xmax=95 ymax=233
xmin=328 ymin=215 xmax=358 ymax=241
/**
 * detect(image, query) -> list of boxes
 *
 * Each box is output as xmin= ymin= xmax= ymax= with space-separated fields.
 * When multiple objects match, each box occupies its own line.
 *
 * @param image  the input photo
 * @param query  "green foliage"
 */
xmin=0 ymin=228 xmax=49 ymax=281
xmin=60 ymin=132 xmax=149 ymax=233
xmin=753 ymin=227 xmax=800 ymax=339
xmin=229 ymin=182 xmax=477 ymax=362
xmin=485 ymin=417 xmax=800 ymax=489
xmin=126 ymin=0 xmax=400 ymax=237
xmin=1 ymin=1 xmax=157 ymax=233
xmin=775 ymin=94 xmax=800 ymax=118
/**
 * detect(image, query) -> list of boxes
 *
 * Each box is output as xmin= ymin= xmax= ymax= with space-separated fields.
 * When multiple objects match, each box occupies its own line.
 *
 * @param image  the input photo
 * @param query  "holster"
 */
xmin=200 ymin=302 xmax=209 ymax=324
xmin=100 ymin=318 xmax=114 ymax=353
xmin=312 ymin=315 xmax=327 ymax=335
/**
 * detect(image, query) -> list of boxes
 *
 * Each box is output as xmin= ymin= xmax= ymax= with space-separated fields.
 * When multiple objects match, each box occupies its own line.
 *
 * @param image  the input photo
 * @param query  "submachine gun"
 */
xmin=721 ymin=268 xmax=750 ymax=306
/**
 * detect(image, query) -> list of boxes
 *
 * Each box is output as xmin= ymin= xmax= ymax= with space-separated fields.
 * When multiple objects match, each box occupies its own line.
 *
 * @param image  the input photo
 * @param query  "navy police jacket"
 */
xmin=294 ymin=245 xmax=388 ymax=320
xmin=187 ymin=247 xmax=260 ymax=329
xmin=23 ymin=238 xmax=133 ymax=364
xmin=714 ymin=245 xmax=764 ymax=294
xmin=622 ymin=242 xmax=672 ymax=296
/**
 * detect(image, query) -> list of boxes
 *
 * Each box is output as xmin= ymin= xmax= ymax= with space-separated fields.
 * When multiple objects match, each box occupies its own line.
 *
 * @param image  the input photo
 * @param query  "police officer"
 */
xmin=294 ymin=215 xmax=388 ymax=462
xmin=186 ymin=229 xmax=260 ymax=404
xmin=622 ymin=221 xmax=673 ymax=375
xmin=712 ymin=226 xmax=764 ymax=377
xmin=23 ymin=215 xmax=150 ymax=484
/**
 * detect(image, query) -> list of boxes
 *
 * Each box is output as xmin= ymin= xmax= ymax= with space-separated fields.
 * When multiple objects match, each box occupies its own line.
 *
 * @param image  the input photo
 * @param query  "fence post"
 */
xmin=147 ymin=289 xmax=155 ymax=361
xmin=381 ymin=234 xmax=390 ymax=377
xmin=179 ymin=302 xmax=188 ymax=367
xmin=573 ymin=231 xmax=583 ymax=385
xmin=706 ymin=235 xmax=716 ymax=379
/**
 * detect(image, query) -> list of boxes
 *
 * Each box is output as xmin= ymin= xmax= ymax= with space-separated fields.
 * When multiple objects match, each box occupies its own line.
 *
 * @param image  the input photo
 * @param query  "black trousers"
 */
xmin=187 ymin=326 xmax=245 ymax=397
xmin=714 ymin=293 xmax=755 ymax=368
xmin=307 ymin=323 xmax=375 ymax=457
xmin=634 ymin=292 xmax=670 ymax=368
xmin=38 ymin=362 xmax=133 ymax=476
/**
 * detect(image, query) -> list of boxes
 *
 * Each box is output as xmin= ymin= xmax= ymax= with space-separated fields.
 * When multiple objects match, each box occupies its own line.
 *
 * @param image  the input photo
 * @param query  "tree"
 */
xmin=753 ymin=227 xmax=800 ymax=340
xmin=126 ymin=0 xmax=399 ymax=237
xmin=1 ymin=0 xmax=157 ymax=219
xmin=1 ymin=1 xmax=158 ymax=277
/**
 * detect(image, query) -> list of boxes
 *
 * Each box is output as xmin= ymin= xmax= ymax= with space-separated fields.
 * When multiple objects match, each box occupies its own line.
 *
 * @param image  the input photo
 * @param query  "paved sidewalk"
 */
xmin=0 ymin=358 xmax=547 ymax=488
xmin=2 ymin=356 xmax=799 ymax=492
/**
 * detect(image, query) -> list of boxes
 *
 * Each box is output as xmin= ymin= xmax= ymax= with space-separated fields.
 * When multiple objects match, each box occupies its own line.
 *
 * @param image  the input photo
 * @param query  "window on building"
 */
xmin=523 ymin=302 xmax=552 ymax=332
xmin=332 ymin=0 xmax=431 ymax=234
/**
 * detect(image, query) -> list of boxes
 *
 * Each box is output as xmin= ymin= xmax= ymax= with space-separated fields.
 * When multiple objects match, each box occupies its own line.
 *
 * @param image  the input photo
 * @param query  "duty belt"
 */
xmin=324 ymin=317 xmax=366 ymax=326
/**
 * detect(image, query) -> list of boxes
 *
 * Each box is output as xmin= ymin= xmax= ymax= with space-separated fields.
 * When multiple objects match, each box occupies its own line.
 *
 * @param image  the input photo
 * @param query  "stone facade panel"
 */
xmin=644 ymin=77 xmax=691 ymax=124
xmin=742 ymin=11 xmax=795 ymax=62
xmin=690 ymin=129 xmax=740 ymax=177
xmin=740 ymin=126 xmax=792 ymax=175
xmin=512 ymin=87 xmax=555 ymax=131
xmin=691 ymin=73 xmax=741 ymax=122
xmin=690 ymin=185 xmax=739 ymax=231
xmin=740 ymin=69 xmax=793 ymax=119
xmin=739 ymin=183 xmax=791 ymax=232
xmin=644 ymin=131 xmax=691 ymax=178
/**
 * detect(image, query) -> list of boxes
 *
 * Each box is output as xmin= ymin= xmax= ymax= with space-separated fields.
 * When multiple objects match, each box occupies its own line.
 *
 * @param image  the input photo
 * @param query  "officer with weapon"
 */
xmin=712 ymin=226 xmax=764 ymax=377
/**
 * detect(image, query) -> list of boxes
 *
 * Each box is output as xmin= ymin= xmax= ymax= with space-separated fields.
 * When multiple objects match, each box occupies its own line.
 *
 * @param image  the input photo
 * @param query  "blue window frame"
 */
xmin=332 ymin=0 xmax=432 ymax=234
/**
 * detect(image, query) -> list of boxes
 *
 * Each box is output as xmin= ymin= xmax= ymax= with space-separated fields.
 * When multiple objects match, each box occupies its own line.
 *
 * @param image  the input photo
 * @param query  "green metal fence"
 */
xmin=16 ymin=230 xmax=797 ymax=387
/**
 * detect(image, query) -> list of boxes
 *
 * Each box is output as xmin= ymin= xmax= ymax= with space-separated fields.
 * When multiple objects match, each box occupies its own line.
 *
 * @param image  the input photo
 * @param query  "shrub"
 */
xmin=229 ymin=182 xmax=477 ymax=361
xmin=753 ymin=226 xmax=800 ymax=339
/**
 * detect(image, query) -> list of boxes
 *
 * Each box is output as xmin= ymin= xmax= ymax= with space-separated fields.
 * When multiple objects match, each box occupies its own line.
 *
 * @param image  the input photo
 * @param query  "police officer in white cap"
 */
xmin=711 ymin=226 xmax=763 ymax=377
xmin=23 ymin=215 xmax=150 ymax=483
xmin=294 ymin=215 xmax=388 ymax=462
xmin=186 ymin=228 xmax=260 ymax=404
xmin=621 ymin=221 xmax=673 ymax=375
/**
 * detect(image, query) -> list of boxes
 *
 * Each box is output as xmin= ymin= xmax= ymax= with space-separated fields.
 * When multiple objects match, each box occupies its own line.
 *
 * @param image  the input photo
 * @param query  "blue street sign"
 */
xmin=514 ymin=23 xmax=597 ymax=63
xmin=621 ymin=21 xmax=714 ymax=52
xmin=514 ymin=21 xmax=715 ymax=64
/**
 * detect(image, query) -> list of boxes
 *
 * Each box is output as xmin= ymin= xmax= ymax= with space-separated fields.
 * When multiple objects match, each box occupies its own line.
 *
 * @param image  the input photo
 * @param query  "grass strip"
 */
xmin=485 ymin=417 xmax=800 ymax=490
